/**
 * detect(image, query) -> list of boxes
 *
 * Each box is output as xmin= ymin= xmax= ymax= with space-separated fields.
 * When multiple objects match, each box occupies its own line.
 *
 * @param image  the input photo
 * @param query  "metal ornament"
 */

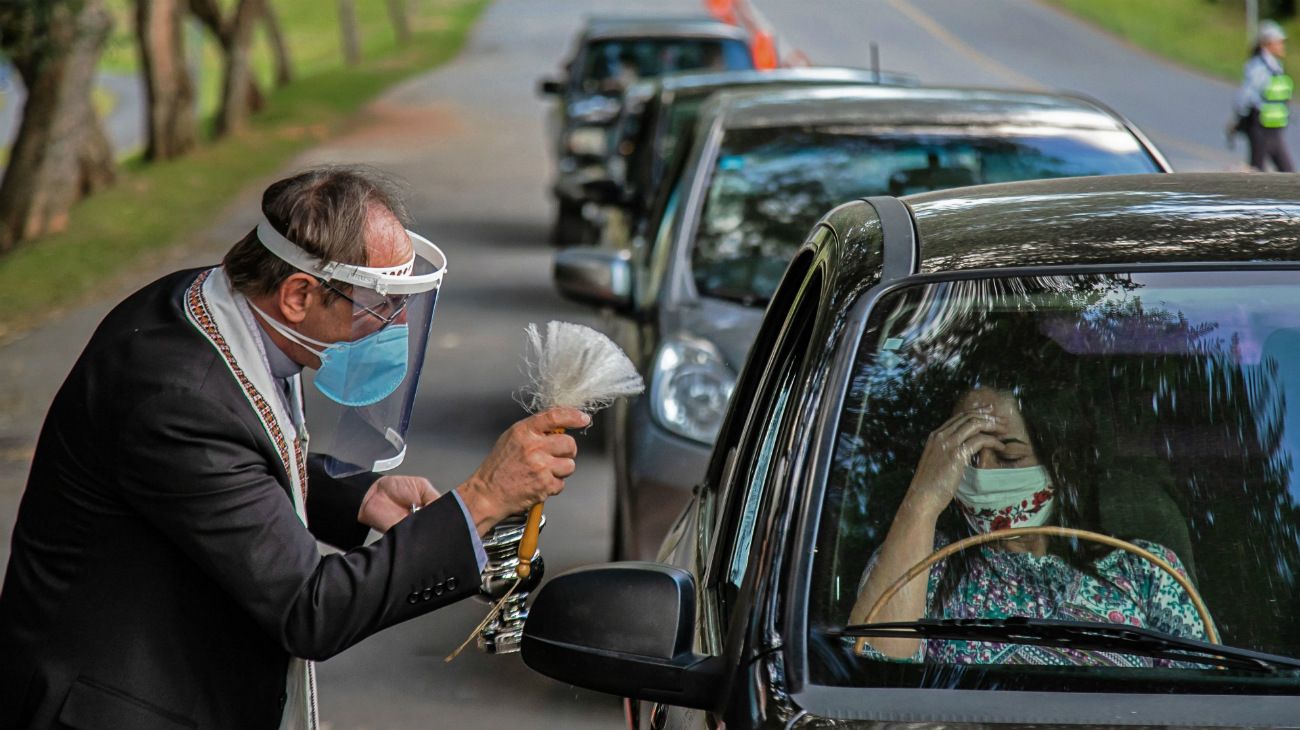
xmin=445 ymin=513 xmax=545 ymax=661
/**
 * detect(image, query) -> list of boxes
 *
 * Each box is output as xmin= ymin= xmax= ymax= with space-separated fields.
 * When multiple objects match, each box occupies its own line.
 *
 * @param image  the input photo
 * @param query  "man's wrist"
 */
xmin=455 ymin=479 xmax=501 ymax=537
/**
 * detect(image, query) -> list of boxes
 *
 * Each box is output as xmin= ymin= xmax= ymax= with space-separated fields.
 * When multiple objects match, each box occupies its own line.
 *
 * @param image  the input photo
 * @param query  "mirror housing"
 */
xmin=521 ymin=563 xmax=725 ymax=709
xmin=537 ymin=77 xmax=564 ymax=97
xmin=553 ymin=247 xmax=633 ymax=311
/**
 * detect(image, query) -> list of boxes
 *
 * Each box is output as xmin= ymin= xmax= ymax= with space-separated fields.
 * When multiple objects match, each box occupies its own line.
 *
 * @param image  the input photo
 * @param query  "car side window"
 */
xmin=725 ymin=355 xmax=797 ymax=589
xmin=635 ymin=183 xmax=681 ymax=311
xmin=715 ymin=264 xmax=823 ymax=606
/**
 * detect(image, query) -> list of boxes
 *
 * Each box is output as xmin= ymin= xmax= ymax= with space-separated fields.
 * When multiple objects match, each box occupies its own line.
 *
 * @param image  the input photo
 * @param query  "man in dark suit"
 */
xmin=0 ymin=167 xmax=588 ymax=729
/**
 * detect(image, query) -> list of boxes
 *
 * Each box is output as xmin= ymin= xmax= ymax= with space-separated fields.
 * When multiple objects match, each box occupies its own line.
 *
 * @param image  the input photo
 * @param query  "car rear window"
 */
xmin=576 ymin=38 xmax=753 ymax=94
xmin=809 ymin=269 xmax=1300 ymax=694
xmin=691 ymin=125 xmax=1162 ymax=306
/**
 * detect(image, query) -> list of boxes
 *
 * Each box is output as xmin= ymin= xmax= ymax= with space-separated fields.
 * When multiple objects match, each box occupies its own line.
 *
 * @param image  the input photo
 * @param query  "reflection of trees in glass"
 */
xmin=694 ymin=128 xmax=1156 ymax=305
xmin=816 ymin=274 xmax=1300 ymax=657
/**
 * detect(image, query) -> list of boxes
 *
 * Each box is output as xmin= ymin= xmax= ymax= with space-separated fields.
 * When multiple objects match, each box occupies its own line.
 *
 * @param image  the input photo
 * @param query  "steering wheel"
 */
xmin=857 ymin=526 xmax=1219 ymax=650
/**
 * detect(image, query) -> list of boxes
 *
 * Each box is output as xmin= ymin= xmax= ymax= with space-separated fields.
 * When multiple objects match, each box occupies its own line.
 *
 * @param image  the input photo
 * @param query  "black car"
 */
xmin=537 ymin=17 xmax=754 ymax=244
xmin=592 ymin=67 xmax=917 ymax=251
xmin=556 ymin=85 xmax=1172 ymax=562
xmin=525 ymin=173 xmax=1300 ymax=728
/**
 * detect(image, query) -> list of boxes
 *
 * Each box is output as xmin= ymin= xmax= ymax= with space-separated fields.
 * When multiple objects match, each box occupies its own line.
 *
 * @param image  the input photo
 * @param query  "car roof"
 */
xmin=580 ymin=16 xmax=749 ymax=42
xmin=817 ymin=173 xmax=1300 ymax=291
xmin=653 ymin=67 xmax=917 ymax=95
xmin=707 ymin=85 xmax=1136 ymax=132
xmin=906 ymin=173 xmax=1300 ymax=271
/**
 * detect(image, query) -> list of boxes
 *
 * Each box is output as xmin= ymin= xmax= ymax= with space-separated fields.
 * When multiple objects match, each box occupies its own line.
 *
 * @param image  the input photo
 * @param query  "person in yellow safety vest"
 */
xmin=1233 ymin=20 xmax=1294 ymax=171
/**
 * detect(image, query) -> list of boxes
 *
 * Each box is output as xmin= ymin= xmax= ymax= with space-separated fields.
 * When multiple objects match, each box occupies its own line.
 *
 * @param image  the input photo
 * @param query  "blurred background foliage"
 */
xmin=0 ymin=0 xmax=486 ymax=339
xmin=1050 ymin=0 xmax=1300 ymax=80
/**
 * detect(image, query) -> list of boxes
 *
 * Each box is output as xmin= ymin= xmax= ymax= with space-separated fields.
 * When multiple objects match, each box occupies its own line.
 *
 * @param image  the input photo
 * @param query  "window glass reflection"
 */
xmin=692 ymin=127 xmax=1161 ymax=305
xmin=812 ymin=271 xmax=1300 ymax=691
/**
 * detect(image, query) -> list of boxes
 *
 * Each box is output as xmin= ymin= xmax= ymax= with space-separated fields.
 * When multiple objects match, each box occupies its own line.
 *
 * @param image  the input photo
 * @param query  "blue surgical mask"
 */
xmin=250 ymin=304 xmax=409 ymax=407
xmin=312 ymin=324 xmax=409 ymax=407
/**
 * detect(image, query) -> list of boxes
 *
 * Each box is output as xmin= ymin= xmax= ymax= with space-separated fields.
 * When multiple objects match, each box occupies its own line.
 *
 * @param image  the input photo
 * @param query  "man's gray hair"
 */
xmin=223 ymin=165 xmax=412 ymax=297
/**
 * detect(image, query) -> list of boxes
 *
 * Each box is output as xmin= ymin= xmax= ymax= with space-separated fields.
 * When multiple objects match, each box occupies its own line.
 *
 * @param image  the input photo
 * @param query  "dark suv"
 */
xmin=525 ymin=173 xmax=1300 ymax=729
xmin=537 ymin=17 xmax=754 ymax=244
xmin=556 ymin=85 xmax=1171 ymax=561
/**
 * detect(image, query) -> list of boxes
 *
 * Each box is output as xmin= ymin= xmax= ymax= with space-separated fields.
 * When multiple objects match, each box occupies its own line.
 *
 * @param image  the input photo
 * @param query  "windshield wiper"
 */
xmin=835 ymin=618 xmax=1300 ymax=673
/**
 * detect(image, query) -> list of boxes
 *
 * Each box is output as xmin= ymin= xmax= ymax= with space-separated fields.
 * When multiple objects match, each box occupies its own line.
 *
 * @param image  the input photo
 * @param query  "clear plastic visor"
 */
xmin=256 ymin=220 xmax=447 ymax=478
xmin=307 ymin=246 xmax=441 ymax=478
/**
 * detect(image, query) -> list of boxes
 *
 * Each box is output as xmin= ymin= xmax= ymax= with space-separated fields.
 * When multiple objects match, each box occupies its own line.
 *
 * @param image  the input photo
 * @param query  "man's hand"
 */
xmin=358 ymin=475 xmax=440 ymax=533
xmin=456 ymin=407 xmax=590 ymax=536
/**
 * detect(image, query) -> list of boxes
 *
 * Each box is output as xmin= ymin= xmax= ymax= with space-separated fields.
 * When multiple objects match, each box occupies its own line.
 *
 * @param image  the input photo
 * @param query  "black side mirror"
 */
xmin=537 ymin=78 xmax=564 ymax=97
xmin=553 ymin=247 xmax=633 ymax=311
xmin=522 ymin=563 xmax=725 ymax=709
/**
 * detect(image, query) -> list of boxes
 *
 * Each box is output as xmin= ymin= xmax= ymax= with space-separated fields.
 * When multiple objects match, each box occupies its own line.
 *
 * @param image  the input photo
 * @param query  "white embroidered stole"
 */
xmin=183 ymin=268 xmax=320 ymax=730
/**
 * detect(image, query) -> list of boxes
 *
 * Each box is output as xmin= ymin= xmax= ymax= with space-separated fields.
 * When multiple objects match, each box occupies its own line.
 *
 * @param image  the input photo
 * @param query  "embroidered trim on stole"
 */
xmin=184 ymin=269 xmax=308 ymax=502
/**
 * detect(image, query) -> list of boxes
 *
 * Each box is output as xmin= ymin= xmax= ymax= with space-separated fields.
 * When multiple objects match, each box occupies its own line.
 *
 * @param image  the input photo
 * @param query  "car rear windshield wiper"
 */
xmin=835 ymin=617 xmax=1300 ymax=674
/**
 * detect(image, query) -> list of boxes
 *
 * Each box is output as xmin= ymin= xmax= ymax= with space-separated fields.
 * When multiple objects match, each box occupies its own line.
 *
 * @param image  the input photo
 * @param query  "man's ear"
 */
xmin=276 ymin=273 xmax=319 ymax=324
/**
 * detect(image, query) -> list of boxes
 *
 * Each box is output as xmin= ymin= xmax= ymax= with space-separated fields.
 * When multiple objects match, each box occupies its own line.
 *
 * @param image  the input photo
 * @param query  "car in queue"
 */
xmin=554 ymin=85 xmax=1172 ymax=561
xmin=591 ymin=67 xmax=918 ymax=251
xmin=537 ymin=17 xmax=754 ymax=245
xmin=524 ymin=172 xmax=1300 ymax=729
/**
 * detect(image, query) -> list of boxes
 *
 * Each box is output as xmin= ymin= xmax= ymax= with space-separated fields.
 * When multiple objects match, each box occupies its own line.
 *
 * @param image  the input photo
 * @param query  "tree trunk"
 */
xmin=215 ymin=0 xmax=262 ymax=137
xmin=0 ymin=0 xmax=116 ymax=253
xmin=337 ymin=0 xmax=361 ymax=65
xmin=137 ymin=0 xmax=197 ymax=160
xmin=263 ymin=1 xmax=293 ymax=86
xmin=385 ymin=0 xmax=411 ymax=46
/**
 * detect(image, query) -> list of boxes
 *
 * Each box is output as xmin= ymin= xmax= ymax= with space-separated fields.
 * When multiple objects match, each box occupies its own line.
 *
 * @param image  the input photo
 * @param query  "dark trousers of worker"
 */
xmin=1246 ymin=117 xmax=1295 ymax=172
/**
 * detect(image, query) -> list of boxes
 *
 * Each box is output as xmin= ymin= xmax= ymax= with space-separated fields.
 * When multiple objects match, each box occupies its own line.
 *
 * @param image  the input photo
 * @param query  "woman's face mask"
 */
xmin=955 ymin=465 xmax=1055 ymax=534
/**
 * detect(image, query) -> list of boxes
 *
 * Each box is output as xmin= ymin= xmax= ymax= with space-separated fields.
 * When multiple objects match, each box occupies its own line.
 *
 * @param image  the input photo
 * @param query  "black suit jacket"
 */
xmin=0 ymin=269 xmax=481 ymax=730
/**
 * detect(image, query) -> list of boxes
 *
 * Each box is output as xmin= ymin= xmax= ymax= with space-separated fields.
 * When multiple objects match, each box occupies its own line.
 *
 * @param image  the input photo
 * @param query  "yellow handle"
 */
xmin=517 ymin=426 xmax=566 ymax=579
xmin=517 ymin=503 xmax=544 ymax=579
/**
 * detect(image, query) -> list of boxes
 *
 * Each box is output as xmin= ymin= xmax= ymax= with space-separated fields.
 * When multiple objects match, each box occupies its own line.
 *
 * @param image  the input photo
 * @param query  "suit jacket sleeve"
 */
xmin=305 ymin=455 xmax=374 ymax=551
xmin=113 ymin=389 xmax=481 ymax=661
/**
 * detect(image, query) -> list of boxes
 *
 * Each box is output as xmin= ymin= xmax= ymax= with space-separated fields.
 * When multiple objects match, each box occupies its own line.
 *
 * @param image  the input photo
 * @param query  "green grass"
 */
xmin=0 ymin=0 xmax=487 ymax=339
xmin=1048 ymin=0 xmax=1300 ymax=80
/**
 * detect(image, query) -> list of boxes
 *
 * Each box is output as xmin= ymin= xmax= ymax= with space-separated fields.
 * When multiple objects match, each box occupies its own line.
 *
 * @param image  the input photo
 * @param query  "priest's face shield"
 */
xmin=257 ymin=218 xmax=447 ymax=477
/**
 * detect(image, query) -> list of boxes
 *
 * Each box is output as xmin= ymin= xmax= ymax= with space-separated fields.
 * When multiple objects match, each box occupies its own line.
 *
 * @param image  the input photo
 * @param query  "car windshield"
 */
xmin=809 ymin=270 xmax=1300 ymax=694
xmin=577 ymin=38 xmax=752 ymax=94
xmin=692 ymin=126 xmax=1161 ymax=306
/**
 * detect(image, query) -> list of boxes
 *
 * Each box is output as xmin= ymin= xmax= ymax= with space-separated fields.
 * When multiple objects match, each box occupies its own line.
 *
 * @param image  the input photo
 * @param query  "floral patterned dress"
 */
xmin=857 ymin=539 xmax=1211 ymax=666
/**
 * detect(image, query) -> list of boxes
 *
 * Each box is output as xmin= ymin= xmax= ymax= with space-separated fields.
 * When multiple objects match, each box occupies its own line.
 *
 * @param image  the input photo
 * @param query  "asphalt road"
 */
xmin=0 ymin=2 xmax=1295 ymax=728
xmin=757 ymin=0 xmax=1300 ymax=171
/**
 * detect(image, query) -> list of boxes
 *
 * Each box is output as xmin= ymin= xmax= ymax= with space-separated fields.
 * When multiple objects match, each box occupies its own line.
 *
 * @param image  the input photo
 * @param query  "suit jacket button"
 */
xmin=407 ymin=592 xmax=419 ymax=604
xmin=446 ymin=577 xmax=458 ymax=591
xmin=433 ymin=582 xmax=446 ymax=597
xmin=422 ymin=587 xmax=433 ymax=601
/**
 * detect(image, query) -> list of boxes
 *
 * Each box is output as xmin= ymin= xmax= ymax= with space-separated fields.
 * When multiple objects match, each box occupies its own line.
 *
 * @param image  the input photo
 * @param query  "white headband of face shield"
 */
xmin=255 ymin=218 xmax=447 ymax=295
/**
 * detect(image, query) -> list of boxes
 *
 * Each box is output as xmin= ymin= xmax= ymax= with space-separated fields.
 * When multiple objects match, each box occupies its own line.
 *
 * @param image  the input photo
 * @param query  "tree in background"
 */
xmin=0 ymin=0 xmax=117 ymax=254
xmin=386 ymin=0 xmax=411 ymax=46
xmin=187 ymin=0 xmax=266 ymax=137
xmin=136 ymin=0 xmax=196 ymax=160
xmin=263 ymin=1 xmax=293 ymax=87
xmin=337 ymin=0 xmax=361 ymax=66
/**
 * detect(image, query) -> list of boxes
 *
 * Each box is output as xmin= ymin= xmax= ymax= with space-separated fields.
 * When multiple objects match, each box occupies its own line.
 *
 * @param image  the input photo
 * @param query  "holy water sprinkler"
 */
xmin=515 ymin=321 xmax=645 ymax=578
xmin=445 ymin=321 xmax=642 ymax=661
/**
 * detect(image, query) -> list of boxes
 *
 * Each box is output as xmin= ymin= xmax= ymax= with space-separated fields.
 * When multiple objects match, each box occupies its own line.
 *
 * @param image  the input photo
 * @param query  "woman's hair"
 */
xmin=932 ymin=376 xmax=1111 ymax=608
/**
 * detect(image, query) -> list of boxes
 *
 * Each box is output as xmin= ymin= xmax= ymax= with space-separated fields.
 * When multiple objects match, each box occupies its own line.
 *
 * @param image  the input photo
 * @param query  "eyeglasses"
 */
xmin=319 ymin=280 xmax=409 ymax=326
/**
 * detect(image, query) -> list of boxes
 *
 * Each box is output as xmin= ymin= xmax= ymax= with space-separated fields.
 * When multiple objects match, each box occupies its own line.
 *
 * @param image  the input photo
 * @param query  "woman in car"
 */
xmin=848 ymin=385 xmax=1211 ymax=665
